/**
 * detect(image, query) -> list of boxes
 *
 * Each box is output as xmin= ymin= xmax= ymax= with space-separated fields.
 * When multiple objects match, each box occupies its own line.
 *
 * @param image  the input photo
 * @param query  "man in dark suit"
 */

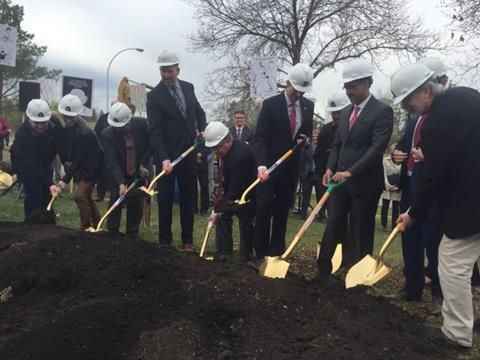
xmin=193 ymin=143 xmax=210 ymax=215
xmin=147 ymin=49 xmax=207 ymax=251
xmin=101 ymin=102 xmax=151 ymax=236
xmin=253 ymin=63 xmax=314 ymax=261
xmin=394 ymin=62 xmax=480 ymax=350
xmin=229 ymin=110 xmax=254 ymax=144
xmin=317 ymin=58 xmax=394 ymax=275
xmin=204 ymin=122 xmax=257 ymax=263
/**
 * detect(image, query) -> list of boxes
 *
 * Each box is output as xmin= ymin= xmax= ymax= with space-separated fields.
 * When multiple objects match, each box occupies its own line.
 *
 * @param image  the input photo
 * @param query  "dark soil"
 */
xmin=0 ymin=222 xmax=460 ymax=360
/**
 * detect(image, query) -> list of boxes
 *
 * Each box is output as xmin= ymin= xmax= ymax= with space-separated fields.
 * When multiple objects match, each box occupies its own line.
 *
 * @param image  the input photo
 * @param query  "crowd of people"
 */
xmin=6 ymin=50 xmax=480 ymax=350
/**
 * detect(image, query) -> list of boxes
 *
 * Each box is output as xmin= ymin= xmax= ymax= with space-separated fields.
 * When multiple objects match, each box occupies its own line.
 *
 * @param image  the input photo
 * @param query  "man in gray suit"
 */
xmin=228 ymin=110 xmax=254 ymax=144
xmin=316 ymin=58 xmax=394 ymax=276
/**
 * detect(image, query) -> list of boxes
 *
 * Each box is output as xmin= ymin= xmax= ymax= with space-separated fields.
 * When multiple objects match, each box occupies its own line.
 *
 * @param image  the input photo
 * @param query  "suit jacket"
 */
xmin=101 ymin=117 xmax=151 ymax=189
xmin=11 ymin=116 xmax=64 ymax=185
xmin=409 ymin=87 xmax=480 ymax=239
xmin=147 ymin=79 xmax=206 ymax=167
xmin=327 ymin=95 xmax=393 ymax=194
xmin=215 ymin=139 xmax=257 ymax=216
xmin=229 ymin=125 xmax=254 ymax=144
xmin=314 ymin=120 xmax=338 ymax=176
xmin=62 ymin=118 xmax=103 ymax=183
xmin=254 ymin=92 xmax=314 ymax=180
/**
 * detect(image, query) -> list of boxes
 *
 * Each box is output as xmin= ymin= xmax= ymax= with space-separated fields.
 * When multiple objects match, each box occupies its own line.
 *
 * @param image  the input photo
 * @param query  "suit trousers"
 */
xmin=215 ymin=210 xmax=254 ymax=262
xmin=194 ymin=166 xmax=209 ymax=212
xmin=107 ymin=185 xmax=143 ymax=234
xmin=317 ymin=187 xmax=380 ymax=274
xmin=74 ymin=179 xmax=100 ymax=230
xmin=439 ymin=233 xmax=480 ymax=348
xmin=254 ymin=171 xmax=296 ymax=258
xmin=300 ymin=173 xmax=325 ymax=217
xmin=20 ymin=166 xmax=52 ymax=218
xmin=157 ymin=161 xmax=195 ymax=245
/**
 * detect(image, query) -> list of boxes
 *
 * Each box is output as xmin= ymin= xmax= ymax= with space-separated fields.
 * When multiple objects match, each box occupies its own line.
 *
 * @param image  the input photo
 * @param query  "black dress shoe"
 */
xmin=383 ymin=287 xmax=421 ymax=301
xmin=474 ymin=319 xmax=480 ymax=332
xmin=427 ymin=328 xmax=471 ymax=351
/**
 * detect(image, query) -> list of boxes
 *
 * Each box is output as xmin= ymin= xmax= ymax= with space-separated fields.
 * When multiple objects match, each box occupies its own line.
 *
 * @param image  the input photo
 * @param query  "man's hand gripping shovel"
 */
xmin=235 ymin=137 xmax=307 ymax=206
xmin=86 ymin=178 xmax=142 ymax=233
xmin=139 ymin=138 xmax=204 ymax=197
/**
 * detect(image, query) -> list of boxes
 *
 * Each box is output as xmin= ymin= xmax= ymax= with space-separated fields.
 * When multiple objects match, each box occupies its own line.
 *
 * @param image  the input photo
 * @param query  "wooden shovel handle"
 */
xmin=374 ymin=225 xmax=401 ymax=270
xmin=46 ymin=195 xmax=57 ymax=211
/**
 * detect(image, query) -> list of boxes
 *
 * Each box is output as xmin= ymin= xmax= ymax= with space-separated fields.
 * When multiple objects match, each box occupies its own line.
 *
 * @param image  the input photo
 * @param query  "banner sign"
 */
xmin=249 ymin=56 xmax=278 ymax=99
xmin=62 ymin=75 xmax=93 ymax=117
xmin=0 ymin=24 xmax=17 ymax=67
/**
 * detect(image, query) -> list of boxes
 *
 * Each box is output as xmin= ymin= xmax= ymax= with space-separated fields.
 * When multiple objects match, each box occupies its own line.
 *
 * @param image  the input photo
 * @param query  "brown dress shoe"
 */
xmin=425 ymin=296 xmax=443 ymax=316
xmin=182 ymin=243 xmax=194 ymax=253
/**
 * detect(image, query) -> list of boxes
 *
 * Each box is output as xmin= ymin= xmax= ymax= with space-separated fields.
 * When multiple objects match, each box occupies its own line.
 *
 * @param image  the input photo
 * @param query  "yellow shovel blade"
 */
xmin=331 ymin=244 xmax=342 ymax=274
xmin=345 ymin=255 xmax=391 ymax=289
xmin=258 ymin=256 xmax=290 ymax=279
xmin=345 ymin=255 xmax=377 ymax=289
xmin=317 ymin=243 xmax=343 ymax=274
xmin=362 ymin=264 xmax=391 ymax=287
xmin=0 ymin=171 xmax=13 ymax=189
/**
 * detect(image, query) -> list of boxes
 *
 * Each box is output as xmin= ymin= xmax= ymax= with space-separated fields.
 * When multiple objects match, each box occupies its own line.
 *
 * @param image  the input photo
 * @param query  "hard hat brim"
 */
xmin=326 ymin=103 xmax=349 ymax=112
xmin=108 ymin=113 xmax=132 ymax=128
xmin=291 ymin=82 xmax=312 ymax=93
xmin=58 ymin=105 xmax=82 ymax=117
xmin=27 ymin=112 xmax=51 ymax=123
xmin=158 ymin=62 xmax=179 ymax=68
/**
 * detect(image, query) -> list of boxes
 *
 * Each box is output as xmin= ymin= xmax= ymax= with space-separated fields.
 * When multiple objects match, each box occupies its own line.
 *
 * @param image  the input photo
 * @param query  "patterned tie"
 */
xmin=406 ymin=114 xmax=428 ymax=172
xmin=349 ymin=106 xmax=361 ymax=131
xmin=214 ymin=158 xmax=224 ymax=206
xmin=124 ymin=131 xmax=136 ymax=176
xmin=289 ymin=102 xmax=297 ymax=137
xmin=236 ymin=127 xmax=241 ymax=139
xmin=170 ymin=86 xmax=186 ymax=119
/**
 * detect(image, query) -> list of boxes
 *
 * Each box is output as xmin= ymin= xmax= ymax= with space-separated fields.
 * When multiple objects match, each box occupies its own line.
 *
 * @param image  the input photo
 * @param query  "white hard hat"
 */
xmin=204 ymin=121 xmax=229 ymax=148
xmin=343 ymin=58 xmax=374 ymax=83
xmin=288 ymin=63 xmax=314 ymax=92
xmin=58 ymin=94 xmax=83 ymax=117
xmin=419 ymin=57 xmax=448 ymax=78
xmin=325 ymin=90 xmax=350 ymax=112
xmin=26 ymin=99 xmax=52 ymax=123
xmin=157 ymin=49 xmax=180 ymax=67
xmin=108 ymin=102 xmax=132 ymax=127
xmin=390 ymin=63 xmax=434 ymax=105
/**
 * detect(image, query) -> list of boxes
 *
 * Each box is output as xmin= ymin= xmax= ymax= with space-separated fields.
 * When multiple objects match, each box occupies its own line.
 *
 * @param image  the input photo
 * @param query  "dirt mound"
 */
xmin=0 ymin=222 xmax=457 ymax=359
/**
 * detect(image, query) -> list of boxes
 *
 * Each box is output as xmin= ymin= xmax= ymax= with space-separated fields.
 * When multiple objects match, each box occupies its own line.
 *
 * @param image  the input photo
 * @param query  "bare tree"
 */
xmin=442 ymin=0 xmax=480 ymax=81
xmin=186 ymin=0 xmax=440 ymax=100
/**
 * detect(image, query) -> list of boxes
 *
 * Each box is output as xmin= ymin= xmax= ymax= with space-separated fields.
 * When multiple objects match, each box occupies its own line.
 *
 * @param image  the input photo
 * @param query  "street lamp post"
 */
xmin=106 ymin=47 xmax=144 ymax=111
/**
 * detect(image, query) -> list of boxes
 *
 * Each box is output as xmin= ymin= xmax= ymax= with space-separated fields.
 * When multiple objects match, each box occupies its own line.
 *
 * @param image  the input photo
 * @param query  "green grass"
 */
xmin=0 ymin=185 xmax=403 ymax=265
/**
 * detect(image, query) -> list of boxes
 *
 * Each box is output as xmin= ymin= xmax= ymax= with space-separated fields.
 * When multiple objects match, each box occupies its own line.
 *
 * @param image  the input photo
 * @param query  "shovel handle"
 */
xmin=326 ymin=178 xmax=348 ymax=193
xmin=266 ymin=149 xmax=294 ymax=174
xmin=46 ymin=195 xmax=57 ymax=211
xmin=199 ymin=222 xmax=214 ymax=258
xmin=94 ymin=181 xmax=138 ymax=232
xmin=147 ymin=144 xmax=198 ymax=193
xmin=237 ymin=178 xmax=260 ymax=204
xmin=374 ymin=225 xmax=401 ymax=269
xmin=283 ymin=192 xmax=331 ymax=259
xmin=146 ymin=170 xmax=166 ymax=193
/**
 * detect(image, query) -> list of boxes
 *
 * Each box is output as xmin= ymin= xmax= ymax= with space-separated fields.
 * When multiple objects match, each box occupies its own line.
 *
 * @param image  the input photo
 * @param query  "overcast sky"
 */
xmin=14 ymin=0 xmax=454 ymax=118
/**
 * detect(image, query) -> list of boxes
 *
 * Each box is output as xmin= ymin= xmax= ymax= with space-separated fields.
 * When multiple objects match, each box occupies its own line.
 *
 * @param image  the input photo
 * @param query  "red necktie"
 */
xmin=349 ymin=106 xmax=361 ymax=131
xmin=289 ymin=102 xmax=297 ymax=137
xmin=236 ymin=127 xmax=241 ymax=139
xmin=406 ymin=114 xmax=428 ymax=172
xmin=124 ymin=132 xmax=136 ymax=176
